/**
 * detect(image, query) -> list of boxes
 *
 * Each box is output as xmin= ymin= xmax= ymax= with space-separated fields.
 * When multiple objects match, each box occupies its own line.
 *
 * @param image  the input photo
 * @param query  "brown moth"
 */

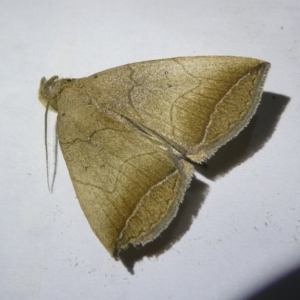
xmin=38 ymin=56 xmax=270 ymax=258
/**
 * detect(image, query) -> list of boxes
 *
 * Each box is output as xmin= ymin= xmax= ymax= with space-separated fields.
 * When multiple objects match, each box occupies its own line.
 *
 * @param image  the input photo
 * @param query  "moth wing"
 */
xmin=56 ymin=87 xmax=193 ymax=257
xmin=86 ymin=56 xmax=270 ymax=162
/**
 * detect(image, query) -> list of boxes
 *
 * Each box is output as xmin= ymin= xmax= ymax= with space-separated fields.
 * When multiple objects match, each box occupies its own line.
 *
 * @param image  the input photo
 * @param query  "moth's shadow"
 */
xmin=119 ymin=92 xmax=289 ymax=273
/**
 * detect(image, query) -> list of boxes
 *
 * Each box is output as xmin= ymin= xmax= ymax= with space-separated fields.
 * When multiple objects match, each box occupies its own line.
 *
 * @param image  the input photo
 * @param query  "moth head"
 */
xmin=38 ymin=76 xmax=72 ymax=112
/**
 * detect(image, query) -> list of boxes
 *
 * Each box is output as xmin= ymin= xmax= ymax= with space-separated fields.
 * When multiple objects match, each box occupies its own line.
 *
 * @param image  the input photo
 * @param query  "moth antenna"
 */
xmin=44 ymin=98 xmax=58 ymax=192
xmin=50 ymin=123 xmax=58 ymax=192
xmin=45 ymin=98 xmax=51 ymax=191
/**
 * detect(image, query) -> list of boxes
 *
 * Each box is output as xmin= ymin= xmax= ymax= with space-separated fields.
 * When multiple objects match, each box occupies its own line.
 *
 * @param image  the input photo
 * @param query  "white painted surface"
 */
xmin=1 ymin=1 xmax=299 ymax=299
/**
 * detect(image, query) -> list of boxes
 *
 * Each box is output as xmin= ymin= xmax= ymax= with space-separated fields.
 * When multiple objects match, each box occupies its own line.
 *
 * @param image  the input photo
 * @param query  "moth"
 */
xmin=39 ymin=56 xmax=270 ymax=258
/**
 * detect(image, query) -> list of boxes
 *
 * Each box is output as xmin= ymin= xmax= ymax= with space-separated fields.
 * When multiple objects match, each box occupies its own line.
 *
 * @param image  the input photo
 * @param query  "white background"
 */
xmin=1 ymin=1 xmax=299 ymax=299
